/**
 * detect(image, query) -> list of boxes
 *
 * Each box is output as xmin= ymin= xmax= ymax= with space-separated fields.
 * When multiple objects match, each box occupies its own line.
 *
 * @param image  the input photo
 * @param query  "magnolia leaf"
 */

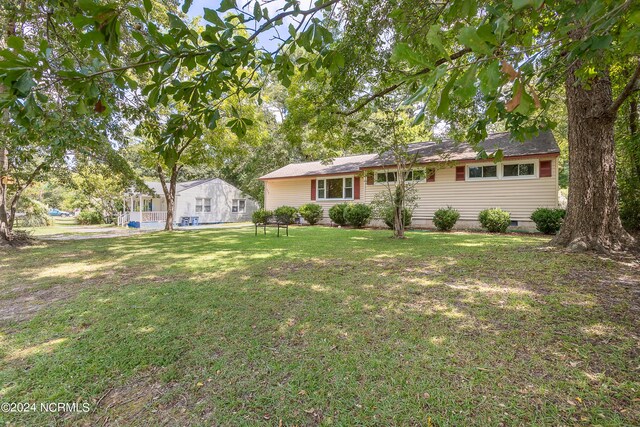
xmin=182 ymin=0 xmax=193 ymax=13
xmin=143 ymin=0 xmax=152 ymax=14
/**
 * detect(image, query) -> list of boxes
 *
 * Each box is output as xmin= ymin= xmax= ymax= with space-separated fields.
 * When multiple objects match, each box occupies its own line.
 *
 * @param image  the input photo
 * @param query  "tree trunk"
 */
xmin=552 ymin=62 xmax=635 ymax=252
xmin=157 ymin=164 xmax=179 ymax=231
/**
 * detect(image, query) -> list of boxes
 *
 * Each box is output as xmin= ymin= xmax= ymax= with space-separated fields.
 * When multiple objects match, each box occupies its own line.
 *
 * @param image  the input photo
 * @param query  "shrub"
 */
xmin=274 ymin=205 xmax=298 ymax=224
xmin=328 ymin=203 xmax=349 ymax=226
xmin=298 ymin=203 xmax=323 ymax=225
xmin=530 ymin=207 xmax=566 ymax=234
xmin=478 ymin=208 xmax=510 ymax=233
xmin=17 ymin=198 xmax=52 ymax=227
xmin=433 ymin=206 xmax=460 ymax=232
xmin=77 ymin=210 xmax=104 ymax=225
xmin=382 ymin=206 xmax=412 ymax=229
xmin=251 ymin=209 xmax=272 ymax=224
xmin=344 ymin=203 xmax=372 ymax=228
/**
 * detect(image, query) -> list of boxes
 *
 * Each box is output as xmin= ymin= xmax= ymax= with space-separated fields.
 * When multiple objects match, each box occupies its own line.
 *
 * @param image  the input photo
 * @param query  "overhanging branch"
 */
xmin=339 ymin=47 xmax=472 ymax=116
xmin=609 ymin=58 xmax=640 ymax=115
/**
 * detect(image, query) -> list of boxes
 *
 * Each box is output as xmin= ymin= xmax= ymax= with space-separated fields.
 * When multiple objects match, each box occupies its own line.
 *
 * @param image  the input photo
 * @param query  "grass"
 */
xmin=15 ymin=217 xmax=115 ymax=237
xmin=0 ymin=227 xmax=638 ymax=425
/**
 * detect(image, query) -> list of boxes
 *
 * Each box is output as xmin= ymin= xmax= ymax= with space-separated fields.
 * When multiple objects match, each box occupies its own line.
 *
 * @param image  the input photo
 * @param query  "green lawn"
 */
xmin=15 ymin=217 xmax=115 ymax=237
xmin=0 ymin=227 xmax=638 ymax=425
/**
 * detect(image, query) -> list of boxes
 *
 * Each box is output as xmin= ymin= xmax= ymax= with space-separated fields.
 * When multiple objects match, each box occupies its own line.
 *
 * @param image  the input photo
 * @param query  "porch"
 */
xmin=116 ymin=193 xmax=168 ymax=228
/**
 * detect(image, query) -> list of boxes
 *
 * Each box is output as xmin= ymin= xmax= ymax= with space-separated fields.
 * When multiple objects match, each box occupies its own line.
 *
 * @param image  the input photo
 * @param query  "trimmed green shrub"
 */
xmin=274 ymin=206 xmax=298 ymax=224
xmin=478 ymin=208 xmax=510 ymax=233
xmin=433 ymin=206 xmax=460 ymax=231
xmin=77 ymin=210 xmax=104 ymax=225
xmin=252 ymin=209 xmax=272 ymax=224
xmin=298 ymin=203 xmax=323 ymax=225
xmin=328 ymin=203 xmax=349 ymax=226
xmin=382 ymin=206 xmax=412 ymax=229
xmin=344 ymin=203 xmax=372 ymax=228
xmin=530 ymin=207 xmax=566 ymax=234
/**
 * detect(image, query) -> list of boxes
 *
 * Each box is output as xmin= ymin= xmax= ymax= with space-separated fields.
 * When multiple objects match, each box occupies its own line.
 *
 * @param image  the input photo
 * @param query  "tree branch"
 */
xmin=339 ymin=47 xmax=472 ymax=116
xmin=609 ymin=58 xmax=640 ymax=115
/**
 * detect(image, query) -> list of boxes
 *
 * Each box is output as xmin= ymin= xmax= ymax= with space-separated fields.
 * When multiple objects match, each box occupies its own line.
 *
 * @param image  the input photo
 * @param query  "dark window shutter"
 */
xmin=427 ymin=169 xmax=435 ymax=182
xmin=311 ymin=179 xmax=316 ymax=200
xmin=456 ymin=166 xmax=465 ymax=181
xmin=366 ymin=172 xmax=374 ymax=185
xmin=539 ymin=160 xmax=552 ymax=177
xmin=354 ymin=176 xmax=360 ymax=199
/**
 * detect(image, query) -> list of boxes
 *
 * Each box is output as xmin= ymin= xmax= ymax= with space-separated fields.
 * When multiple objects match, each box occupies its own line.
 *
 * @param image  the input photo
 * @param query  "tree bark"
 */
xmin=157 ymin=164 xmax=179 ymax=231
xmin=552 ymin=62 xmax=635 ymax=252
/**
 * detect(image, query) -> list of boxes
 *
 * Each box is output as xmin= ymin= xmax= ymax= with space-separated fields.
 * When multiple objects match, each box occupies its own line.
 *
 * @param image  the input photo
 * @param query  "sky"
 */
xmin=183 ymin=0 xmax=297 ymax=51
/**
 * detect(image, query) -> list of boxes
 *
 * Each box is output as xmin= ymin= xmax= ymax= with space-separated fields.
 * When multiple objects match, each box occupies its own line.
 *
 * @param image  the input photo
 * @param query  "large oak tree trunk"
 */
xmin=552 ymin=63 xmax=635 ymax=252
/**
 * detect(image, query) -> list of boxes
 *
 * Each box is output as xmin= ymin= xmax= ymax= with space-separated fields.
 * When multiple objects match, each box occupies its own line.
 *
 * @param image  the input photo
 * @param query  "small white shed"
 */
xmin=118 ymin=178 xmax=259 ymax=228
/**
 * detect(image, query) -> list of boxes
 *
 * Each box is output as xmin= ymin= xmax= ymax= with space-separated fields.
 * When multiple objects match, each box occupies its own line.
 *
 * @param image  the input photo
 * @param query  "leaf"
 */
xmin=219 ymin=0 xmax=237 ymax=12
xmin=426 ymin=25 xmax=448 ymax=58
xmin=143 ymin=0 xmax=152 ymax=14
xmin=253 ymin=1 xmax=262 ymax=21
xmin=203 ymin=8 xmax=225 ymax=28
xmin=505 ymin=80 xmax=523 ymax=112
xmin=589 ymin=35 xmax=613 ymax=50
xmin=479 ymin=60 xmax=502 ymax=95
xmin=457 ymin=27 xmax=492 ymax=55
xmin=182 ymin=0 xmax=193 ymax=13
xmin=7 ymin=36 xmax=24 ymax=50
xmin=512 ymin=0 xmax=544 ymax=10
xmin=437 ymin=70 xmax=459 ymax=117
xmin=167 ymin=13 xmax=187 ymax=31
xmin=391 ymin=42 xmax=431 ymax=67
xmin=500 ymin=60 xmax=519 ymax=81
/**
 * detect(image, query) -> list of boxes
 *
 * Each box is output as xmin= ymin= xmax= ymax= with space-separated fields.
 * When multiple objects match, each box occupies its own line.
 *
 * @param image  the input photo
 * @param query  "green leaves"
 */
xmin=457 ymin=27 xmax=493 ymax=55
xmin=203 ymin=8 xmax=225 ymax=28
xmin=392 ymin=43 xmax=431 ymax=67
xmin=219 ymin=0 xmax=237 ymax=12
xmin=7 ymin=36 xmax=25 ymax=51
xmin=426 ymin=25 xmax=448 ymax=58
xmin=512 ymin=0 xmax=544 ymax=11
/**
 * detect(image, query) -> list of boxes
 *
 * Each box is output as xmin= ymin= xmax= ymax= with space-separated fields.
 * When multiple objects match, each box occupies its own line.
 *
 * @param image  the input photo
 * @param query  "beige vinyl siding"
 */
xmin=263 ymin=157 xmax=558 ymax=228
xmin=364 ymin=158 xmax=558 ymax=223
xmin=264 ymin=175 xmax=365 ymax=218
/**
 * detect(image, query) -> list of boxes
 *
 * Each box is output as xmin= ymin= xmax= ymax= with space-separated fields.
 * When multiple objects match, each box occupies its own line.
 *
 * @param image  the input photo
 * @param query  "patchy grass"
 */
xmin=15 ymin=217 xmax=115 ymax=237
xmin=0 ymin=227 xmax=638 ymax=426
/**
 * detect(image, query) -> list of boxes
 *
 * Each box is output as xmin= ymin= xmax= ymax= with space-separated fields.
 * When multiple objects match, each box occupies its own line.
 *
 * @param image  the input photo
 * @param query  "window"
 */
xmin=503 ymin=163 xmax=535 ymax=177
xmin=468 ymin=165 xmax=497 ymax=179
xmin=232 ymin=199 xmax=246 ymax=213
xmin=375 ymin=169 xmax=428 ymax=183
xmin=317 ymin=177 xmax=353 ymax=200
xmin=196 ymin=198 xmax=211 ymax=213
xmin=143 ymin=199 xmax=153 ymax=212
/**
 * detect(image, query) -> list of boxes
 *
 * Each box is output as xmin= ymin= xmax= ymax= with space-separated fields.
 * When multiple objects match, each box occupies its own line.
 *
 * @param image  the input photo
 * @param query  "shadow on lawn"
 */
xmin=0 ymin=227 xmax=638 ymax=425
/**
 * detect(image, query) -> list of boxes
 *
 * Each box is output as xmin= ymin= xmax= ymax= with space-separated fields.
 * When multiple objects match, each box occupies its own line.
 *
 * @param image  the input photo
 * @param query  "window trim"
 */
xmin=374 ymin=168 xmax=429 ymax=185
xmin=232 ymin=198 xmax=246 ymax=213
xmin=466 ymin=164 xmax=499 ymax=181
xmin=316 ymin=176 xmax=355 ymax=200
xmin=501 ymin=160 xmax=538 ymax=180
xmin=466 ymin=160 xmax=539 ymax=181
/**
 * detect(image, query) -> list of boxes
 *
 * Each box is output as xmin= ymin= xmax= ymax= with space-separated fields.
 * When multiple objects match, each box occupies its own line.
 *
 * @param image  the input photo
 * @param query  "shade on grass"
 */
xmin=0 ymin=227 xmax=638 ymax=425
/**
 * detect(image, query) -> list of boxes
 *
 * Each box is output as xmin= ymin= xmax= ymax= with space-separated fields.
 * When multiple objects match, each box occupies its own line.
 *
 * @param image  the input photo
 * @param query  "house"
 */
xmin=117 ymin=178 xmax=259 ymax=228
xmin=259 ymin=132 xmax=560 ymax=230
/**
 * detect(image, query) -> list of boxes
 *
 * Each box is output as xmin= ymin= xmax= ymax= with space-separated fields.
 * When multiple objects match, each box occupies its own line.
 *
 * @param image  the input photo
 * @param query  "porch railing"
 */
xmin=141 ymin=211 xmax=167 ymax=222
xmin=116 ymin=213 xmax=129 ymax=227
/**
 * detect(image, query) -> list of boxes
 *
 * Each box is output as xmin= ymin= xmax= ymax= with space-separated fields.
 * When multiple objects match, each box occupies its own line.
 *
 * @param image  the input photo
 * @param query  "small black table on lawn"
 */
xmin=255 ymin=220 xmax=289 ymax=237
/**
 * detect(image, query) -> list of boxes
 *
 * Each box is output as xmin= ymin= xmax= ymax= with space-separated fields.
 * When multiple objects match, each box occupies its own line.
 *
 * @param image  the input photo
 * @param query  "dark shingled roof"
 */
xmin=259 ymin=131 xmax=559 ymax=179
